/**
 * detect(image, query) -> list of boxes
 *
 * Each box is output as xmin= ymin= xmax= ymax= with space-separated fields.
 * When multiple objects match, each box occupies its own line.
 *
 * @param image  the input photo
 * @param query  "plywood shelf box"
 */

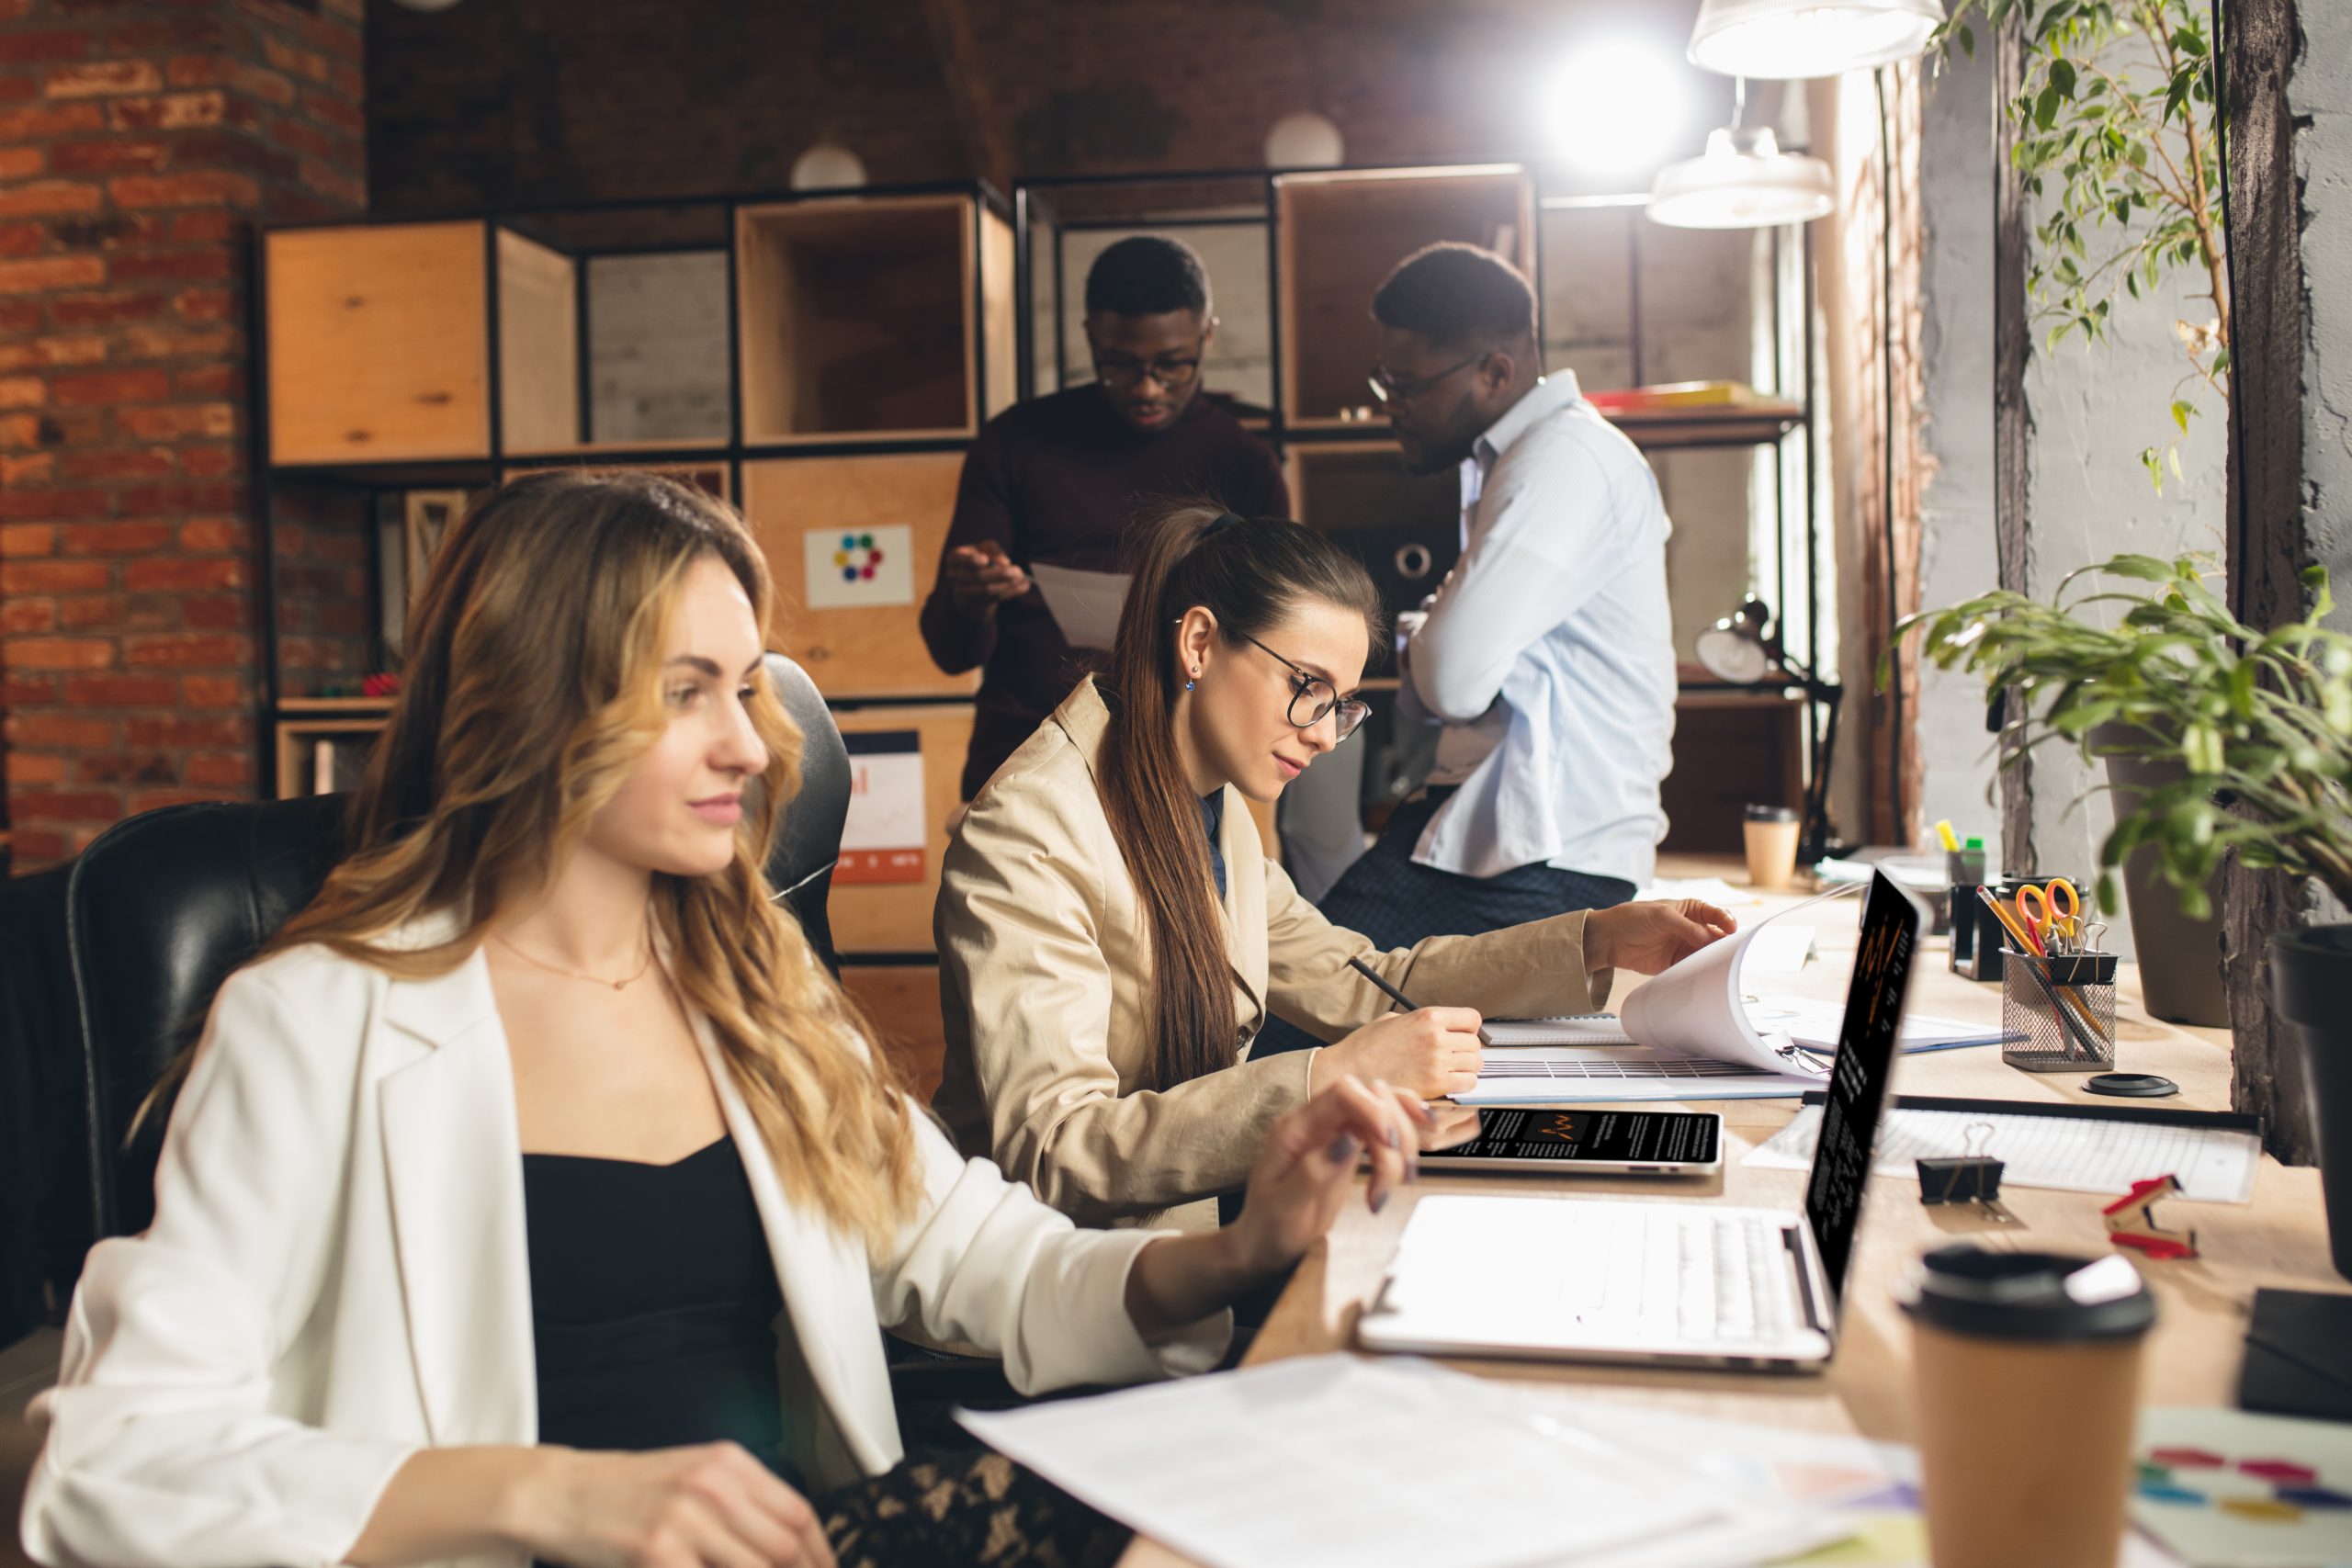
xmin=1276 ymin=166 xmax=1536 ymax=431
xmin=267 ymin=220 xmax=738 ymax=467
xmin=274 ymin=717 xmax=384 ymax=799
xmin=1284 ymin=442 xmax=1462 ymax=620
xmin=741 ymin=453 xmax=975 ymax=700
xmin=827 ymin=704 xmax=975 ymax=956
xmin=736 ymin=193 xmax=1016 ymax=446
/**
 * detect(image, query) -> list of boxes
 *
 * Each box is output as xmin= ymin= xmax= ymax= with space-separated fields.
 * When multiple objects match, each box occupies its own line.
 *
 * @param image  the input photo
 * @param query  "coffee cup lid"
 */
xmin=1743 ymin=804 xmax=1800 ymax=823
xmin=1900 ymin=1246 xmax=2156 ymax=1341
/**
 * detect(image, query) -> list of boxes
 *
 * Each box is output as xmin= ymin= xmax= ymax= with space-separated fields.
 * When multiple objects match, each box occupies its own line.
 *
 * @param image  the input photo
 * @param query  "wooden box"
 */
xmin=1658 ymin=687 xmax=1807 ymax=854
xmin=1276 ymin=166 xmax=1536 ymax=430
xmin=266 ymin=220 xmax=492 ymax=465
xmin=1284 ymin=442 xmax=1462 ymax=621
xmin=826 ymin=704 xmax=974 ymax=956
xmin=272 ymin=705 xmax=389 ymax=798
xmin=839 ymin=962 xmax=947 ymax=1101
xmin=741 ymin=453 xmax=976 ymax=699
xmin=736 ymin=194 xmax=1015 ymax=445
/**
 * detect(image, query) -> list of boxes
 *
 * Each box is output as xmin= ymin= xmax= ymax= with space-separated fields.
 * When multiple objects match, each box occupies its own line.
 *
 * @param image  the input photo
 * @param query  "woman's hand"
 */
xmin=1224 ymin=1075 xmax=1430 ymax=1279
xmin=1122 ymin=1076 xmax=1430 ymax=1338
xmin=512 ymin=1443 xmax=835 ymax=1568
xmin=1586 ymin=898 xmax=1738 ymax=976
xmin=1318 ymin=1005 xmax=1484 ymax=1098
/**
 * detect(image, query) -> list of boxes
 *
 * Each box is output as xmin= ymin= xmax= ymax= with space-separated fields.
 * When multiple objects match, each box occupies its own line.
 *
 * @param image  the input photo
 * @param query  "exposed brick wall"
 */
xmin=0 ymin=0 xmax=364 ymax=868
xmin=271 ymin=479 xmax=371 ymax=693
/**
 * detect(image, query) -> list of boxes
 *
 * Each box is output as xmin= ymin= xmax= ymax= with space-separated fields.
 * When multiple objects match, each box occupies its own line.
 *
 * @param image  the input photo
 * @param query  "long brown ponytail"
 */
xmin=1096 ymin=501 xmax=1384 ymax=1091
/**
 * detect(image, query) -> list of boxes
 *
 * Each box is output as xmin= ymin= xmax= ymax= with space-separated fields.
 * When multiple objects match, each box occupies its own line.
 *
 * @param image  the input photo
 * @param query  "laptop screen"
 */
xmin=1802 ymin=870 xmax=1923 ymax=1306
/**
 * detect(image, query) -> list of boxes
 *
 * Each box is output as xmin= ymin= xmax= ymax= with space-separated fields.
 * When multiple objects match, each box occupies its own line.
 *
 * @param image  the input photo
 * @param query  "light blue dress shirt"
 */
xmin=1399 ymin=370 xmax=1677 ymax=886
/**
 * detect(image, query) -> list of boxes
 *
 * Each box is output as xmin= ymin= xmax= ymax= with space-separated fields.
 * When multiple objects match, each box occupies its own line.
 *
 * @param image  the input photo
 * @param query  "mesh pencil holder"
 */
xmin=2000 ymin=949 xmax=2120 ymax=1073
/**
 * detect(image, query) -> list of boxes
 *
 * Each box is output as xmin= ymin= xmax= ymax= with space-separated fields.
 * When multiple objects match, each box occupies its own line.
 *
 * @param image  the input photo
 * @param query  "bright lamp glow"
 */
xmin=1688 ymin=0 xmax=1945 ymax=79
xmin=1648 ymin=124 xmax=1834 ymax=228
xmin=1543 ymin=41 xmax=1690 ymax=175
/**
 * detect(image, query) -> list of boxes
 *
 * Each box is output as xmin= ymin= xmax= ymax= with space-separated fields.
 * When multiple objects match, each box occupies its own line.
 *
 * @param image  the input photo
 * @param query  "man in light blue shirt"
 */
xmin=1318 ymin=243 xmax=1677 ymax=947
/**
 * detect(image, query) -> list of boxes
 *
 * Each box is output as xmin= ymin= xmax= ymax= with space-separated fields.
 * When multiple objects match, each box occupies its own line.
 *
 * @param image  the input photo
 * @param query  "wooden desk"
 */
xmin=1121 ymin=857 xmax=2342 ymax=1568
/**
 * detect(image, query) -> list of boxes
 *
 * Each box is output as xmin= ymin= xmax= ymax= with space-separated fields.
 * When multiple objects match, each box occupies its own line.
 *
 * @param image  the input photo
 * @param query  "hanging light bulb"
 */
xmin=790 ymin=142 xmax=868 ymax=192
xmin=1687 ymin=0 xmax=1944 ymax=80
xmin=1648 ymin=78 xmax=1834 ymax=229
xmin=1264 ymin=112 xmax=1344 ymax=169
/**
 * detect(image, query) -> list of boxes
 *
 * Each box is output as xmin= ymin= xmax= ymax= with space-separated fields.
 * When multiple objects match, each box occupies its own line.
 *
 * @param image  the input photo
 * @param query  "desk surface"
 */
xmin=1120 ymin=857 xmax=2341 ymax=1568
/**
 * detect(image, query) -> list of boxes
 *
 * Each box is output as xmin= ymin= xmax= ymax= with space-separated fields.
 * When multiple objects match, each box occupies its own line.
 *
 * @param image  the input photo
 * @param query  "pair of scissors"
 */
xmin=2016 ymin=878 xmax=2081 ymax=954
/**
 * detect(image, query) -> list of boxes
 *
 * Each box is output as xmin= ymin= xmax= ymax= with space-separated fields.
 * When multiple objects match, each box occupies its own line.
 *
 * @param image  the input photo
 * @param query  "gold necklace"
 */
xmin=492 ymin=929 xmax=656 ymax=991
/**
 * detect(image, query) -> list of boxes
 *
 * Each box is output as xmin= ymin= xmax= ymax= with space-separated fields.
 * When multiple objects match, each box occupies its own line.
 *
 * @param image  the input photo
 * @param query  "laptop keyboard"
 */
xmin=1551 ymin=1205 xmax=1797 ymax=1344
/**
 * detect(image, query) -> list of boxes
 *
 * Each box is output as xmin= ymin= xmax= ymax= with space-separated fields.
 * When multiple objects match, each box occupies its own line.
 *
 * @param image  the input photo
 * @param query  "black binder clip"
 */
xmin=1918 ymin=1123 xmax=2008 ymax=1218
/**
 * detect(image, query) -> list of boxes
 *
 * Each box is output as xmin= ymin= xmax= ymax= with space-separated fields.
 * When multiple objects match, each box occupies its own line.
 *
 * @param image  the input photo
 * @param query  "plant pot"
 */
xmin=2095 ymin=728 xmax=2230 ymax=1027
xmin=2272 ymin=924 xmax=2352 ymax=1281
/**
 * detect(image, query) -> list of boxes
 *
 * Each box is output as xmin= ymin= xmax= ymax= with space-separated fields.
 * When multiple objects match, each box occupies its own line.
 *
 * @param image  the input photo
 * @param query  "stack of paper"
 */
xmin=960 ymin=1354 xmax=1842 ymax=1568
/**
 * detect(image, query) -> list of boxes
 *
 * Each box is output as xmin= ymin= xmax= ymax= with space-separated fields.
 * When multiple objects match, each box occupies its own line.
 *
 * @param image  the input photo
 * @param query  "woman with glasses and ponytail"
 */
xmin=933 ymin=502 xmax=1736 ymax=1231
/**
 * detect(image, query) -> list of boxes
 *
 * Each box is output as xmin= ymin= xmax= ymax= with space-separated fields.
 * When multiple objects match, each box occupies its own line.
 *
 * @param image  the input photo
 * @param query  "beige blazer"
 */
xmin=933 ymin=680 xmax=1613 ymax=1231
xmin=21 ymin=916 xmax=1225 ymax=1568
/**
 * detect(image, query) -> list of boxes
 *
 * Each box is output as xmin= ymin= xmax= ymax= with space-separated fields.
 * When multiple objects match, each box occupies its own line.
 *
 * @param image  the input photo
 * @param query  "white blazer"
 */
xmin=20 ymin=919 xmax=1227 ymax=1568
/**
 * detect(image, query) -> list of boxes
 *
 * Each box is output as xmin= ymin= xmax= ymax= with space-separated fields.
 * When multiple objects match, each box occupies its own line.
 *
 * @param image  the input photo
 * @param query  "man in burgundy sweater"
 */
xmin=920 ymin=235 xmax=1290 ymax=799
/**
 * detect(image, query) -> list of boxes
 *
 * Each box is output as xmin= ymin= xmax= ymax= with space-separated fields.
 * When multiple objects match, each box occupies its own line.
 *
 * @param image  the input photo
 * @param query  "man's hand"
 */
xmin=1587 ymin=898 xmax=1738 ymax=976
xmin=942 ymin=542 xmax=1032 ymax=619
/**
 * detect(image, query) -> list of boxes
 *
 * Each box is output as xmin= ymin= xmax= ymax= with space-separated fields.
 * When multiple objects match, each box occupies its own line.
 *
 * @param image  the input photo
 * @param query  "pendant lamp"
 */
xmin=1648 ymin=79 xmax=1834 ymax=228
xmin=1688 ymin=0 xmax=1944 ymax=79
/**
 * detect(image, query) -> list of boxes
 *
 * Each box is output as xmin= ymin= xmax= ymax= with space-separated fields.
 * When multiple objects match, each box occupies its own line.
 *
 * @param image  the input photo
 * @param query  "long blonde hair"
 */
xmin=275 ymin=469 xmax=920 ymax=1247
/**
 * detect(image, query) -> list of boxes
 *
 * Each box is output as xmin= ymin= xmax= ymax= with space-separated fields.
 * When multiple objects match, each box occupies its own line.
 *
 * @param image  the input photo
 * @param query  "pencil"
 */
xmin=1345 ymin=955 xmax=1493 ymax=1046
xmin=1975 ymin=887 xmax=2107 ymax=1060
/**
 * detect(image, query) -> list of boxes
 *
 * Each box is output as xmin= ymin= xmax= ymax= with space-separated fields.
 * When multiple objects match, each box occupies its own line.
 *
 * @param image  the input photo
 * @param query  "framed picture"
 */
xmin=402 ymin=489 xmax=469 ymax=606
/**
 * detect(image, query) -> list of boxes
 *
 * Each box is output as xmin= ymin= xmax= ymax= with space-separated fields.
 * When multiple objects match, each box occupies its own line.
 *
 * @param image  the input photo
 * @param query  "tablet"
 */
xmin=1414 ymin=1106 xmax=1723 ymax=1176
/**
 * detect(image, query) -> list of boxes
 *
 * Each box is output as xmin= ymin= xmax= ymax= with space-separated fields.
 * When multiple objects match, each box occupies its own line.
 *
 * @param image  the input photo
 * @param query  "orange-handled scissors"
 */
xmin=2016 ymin=878 xmax=2081 ymax=953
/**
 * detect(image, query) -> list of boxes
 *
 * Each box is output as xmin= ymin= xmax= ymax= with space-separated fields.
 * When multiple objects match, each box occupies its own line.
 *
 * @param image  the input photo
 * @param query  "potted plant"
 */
xmin=1902 ymin=552 xmax=2352 ymax=1272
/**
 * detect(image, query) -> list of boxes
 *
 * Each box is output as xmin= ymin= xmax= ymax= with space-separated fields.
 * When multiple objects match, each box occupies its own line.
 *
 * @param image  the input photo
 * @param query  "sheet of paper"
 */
xmin=959 ymin=1354 xmax=1797 ymax=1568
xmin=1639 ymin=875 xmax=1766 ymax=908
xmin=1747 ymin=995 xmax=2020 ymax=1052
xmin=1746 ymin=1105 xmax=2260 ymax=1202
xmin=1620 ymin=886 xmax=1857 ymax=1073
xmin=1742 ymin=923 xmax=1818 ymax=974
xmin=1457 ymin=1042 xmax=1815 ymax=1103
xmin=1027 ymin=562 xmax=1133 ymax=651
xmin=2130 ymin=1406 xmax=2352 ymax=1567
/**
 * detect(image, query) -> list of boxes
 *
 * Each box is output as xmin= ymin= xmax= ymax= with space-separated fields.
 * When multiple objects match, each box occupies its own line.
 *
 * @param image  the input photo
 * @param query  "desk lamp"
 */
xmin=1696 ymin=596 xmax=1846 ymax=863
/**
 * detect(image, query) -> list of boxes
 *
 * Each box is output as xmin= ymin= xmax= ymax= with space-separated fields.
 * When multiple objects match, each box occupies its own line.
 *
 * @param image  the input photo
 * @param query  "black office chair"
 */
xmin=55 ymin=650 xmax=851 ymax=1249
xmin=0 ymin=863 xmax=74 ymax=1337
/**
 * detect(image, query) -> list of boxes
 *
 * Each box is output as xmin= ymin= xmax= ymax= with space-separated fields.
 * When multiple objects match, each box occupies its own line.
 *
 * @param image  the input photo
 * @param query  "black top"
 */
xmin=919 ymin=387 xmax=1290 ymax=798
xmin=1200 ymin=791 xmax=1228 ymax=901
xmin=524 ymin=1135 xmax=793 ymax=1483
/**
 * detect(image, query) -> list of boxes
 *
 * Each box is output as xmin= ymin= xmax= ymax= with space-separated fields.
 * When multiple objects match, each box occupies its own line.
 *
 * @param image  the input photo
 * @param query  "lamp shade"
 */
xmin=1648 ymin=124 xmax=1834 ymax=229
xmin=1688 ymin=0 xmax=1945 ymax=79
xmin=789 ymin=142 xmax=867 ymax=191
xmin=1695 ymin=599 xmax=1778 ymax=684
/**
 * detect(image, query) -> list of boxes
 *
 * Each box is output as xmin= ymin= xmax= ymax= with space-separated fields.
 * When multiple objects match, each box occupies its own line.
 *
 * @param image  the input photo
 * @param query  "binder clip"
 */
xmin=1917 ymin=1123 xmax=2013 ymax=1221
xmin=2103 ymin=1174 xmax=2199 ymax=1260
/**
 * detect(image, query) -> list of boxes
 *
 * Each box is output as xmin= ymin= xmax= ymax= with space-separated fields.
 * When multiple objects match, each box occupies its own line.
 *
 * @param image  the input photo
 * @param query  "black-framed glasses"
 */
xmin=1235 ymin=632 xmax=1370 ymax=741
xmin=1092 ymin=339 xmax=1205 ymax=391
xmin=1366 ymin=350 xmax=1490 ymax=407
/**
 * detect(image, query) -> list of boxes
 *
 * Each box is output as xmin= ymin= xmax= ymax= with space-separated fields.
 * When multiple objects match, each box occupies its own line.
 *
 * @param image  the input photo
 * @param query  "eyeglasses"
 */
xmin=1235 ymin=631 xmax=1370 ymax=741
xmin=1366 ymin=350 xmax=1491 ymax=407
xmin=1092 ymin=340 xmax=1204 ymax=391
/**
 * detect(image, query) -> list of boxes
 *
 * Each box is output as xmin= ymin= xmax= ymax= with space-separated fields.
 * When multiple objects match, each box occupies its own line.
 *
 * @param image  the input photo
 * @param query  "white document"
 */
xmin=1748 ymin=995 xmax=2019 ymax=1053
xmin=1741 ymin=923 xmax=1817 ymax=974
xmin=1746 ymin=1104 xmax=2260 ymax=1202
xmin=2132 ymin=1407 xmax=2352 ymax=1568
xmin=1637 ymin=875 xmax=1765 ymax=908
xmin=1028 ymin=561 xmax=1133 ymax=651
xmin=1460 ymin=888 xmax=1857 ymax=1103
xmin=958 ymin=1354 xmax=1818 ymax=1568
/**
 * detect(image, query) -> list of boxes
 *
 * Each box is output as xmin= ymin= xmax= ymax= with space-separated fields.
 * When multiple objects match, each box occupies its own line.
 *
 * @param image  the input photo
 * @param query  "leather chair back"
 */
xmin=62 ymin=652 xmax=849 ymax=1242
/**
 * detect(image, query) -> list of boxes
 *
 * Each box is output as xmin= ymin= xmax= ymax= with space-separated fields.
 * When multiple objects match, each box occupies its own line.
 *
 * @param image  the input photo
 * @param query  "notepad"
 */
xmin=1747 ymin=1096 xmax=2261 ymax=1202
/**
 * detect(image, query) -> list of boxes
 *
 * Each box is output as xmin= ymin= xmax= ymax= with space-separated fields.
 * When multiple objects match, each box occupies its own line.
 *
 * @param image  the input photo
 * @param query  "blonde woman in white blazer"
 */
xmin=20 ymin=472 xmax=1424 ymax=1568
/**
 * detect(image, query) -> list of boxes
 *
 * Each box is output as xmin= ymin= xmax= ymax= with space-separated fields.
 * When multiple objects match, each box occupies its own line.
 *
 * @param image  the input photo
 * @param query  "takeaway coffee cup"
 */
xmin=1742 ymin=804 xmax=1802 ymax=889
xmin=1903 ymin=1247 xmax=2157 ymax=1568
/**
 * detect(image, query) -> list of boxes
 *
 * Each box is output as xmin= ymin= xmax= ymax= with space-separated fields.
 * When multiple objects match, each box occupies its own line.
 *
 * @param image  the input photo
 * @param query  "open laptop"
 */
xmin=1356 ymin=869 xmax=1924 ymax=1372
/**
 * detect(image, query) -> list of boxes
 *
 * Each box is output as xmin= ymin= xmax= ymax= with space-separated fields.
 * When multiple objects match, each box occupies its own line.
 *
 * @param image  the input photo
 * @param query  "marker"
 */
xmin=1345 ymin=955 xmax=1493 ymax=1046
xmin=1935 ymin=818 xmax=1961 ymax=852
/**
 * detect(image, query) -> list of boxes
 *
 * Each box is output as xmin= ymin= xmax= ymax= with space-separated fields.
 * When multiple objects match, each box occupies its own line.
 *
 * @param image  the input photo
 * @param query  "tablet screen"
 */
xmin=1420 ymin=1108 xmax=1720 ymax=1165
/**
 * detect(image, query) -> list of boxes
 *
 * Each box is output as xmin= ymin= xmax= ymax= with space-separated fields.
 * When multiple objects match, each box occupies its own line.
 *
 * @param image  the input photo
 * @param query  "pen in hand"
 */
xmin=1345 ymin=955 xmax=1494 ymax=1046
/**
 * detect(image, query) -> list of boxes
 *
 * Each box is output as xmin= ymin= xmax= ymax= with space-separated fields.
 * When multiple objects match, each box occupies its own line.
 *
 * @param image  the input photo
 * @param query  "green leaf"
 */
xmin=2172 ymin=399 xmax=2194 ymax=434
xmin=2036 ymin=83 xmax=2064 ymax=130
xmin=1961 ymin=22 xmax=1977 ymax=56
xmin=2050 ymin=58 xmax=2078 ymax=96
